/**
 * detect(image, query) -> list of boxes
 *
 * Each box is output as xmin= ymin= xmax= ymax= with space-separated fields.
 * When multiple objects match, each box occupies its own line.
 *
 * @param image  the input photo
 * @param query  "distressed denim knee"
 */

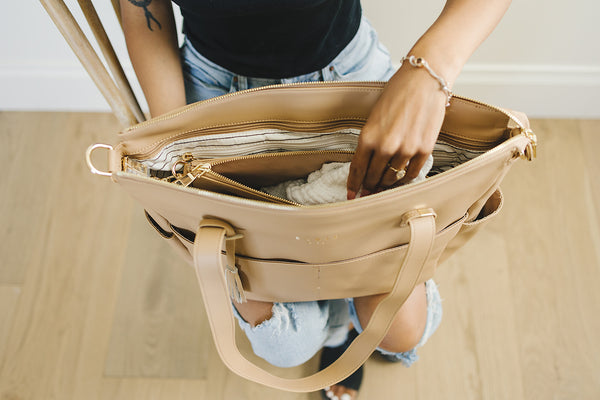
xmin=348 ymin=279 xmax=443 ymax=367
xmin=232 ymin=300 xmax=350 ymax=368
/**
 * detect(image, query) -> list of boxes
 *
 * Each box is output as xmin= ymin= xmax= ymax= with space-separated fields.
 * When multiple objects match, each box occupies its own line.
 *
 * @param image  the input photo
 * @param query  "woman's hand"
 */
xmin=346 ymin=66 xmax=447 ymax=199
xmin=344 ymin=0 xmax=513 ymax=200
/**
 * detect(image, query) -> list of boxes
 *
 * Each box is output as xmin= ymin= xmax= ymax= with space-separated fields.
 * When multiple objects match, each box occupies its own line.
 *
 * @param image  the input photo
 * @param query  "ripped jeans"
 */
xmin=180 ymin=16 xmax=443 ymax=368
xmin=232 ymin=280 xmax=443 ymax=368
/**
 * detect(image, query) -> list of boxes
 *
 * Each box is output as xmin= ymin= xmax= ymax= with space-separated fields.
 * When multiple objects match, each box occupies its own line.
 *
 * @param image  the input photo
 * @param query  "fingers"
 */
xmin=397 ymin=151 xmax=429 ymax=185
xmin=347 ymin=134 xmax=406 ymax=198
xmin=379 ymin=155 xmax=409 ymax=187
xmin=346 ymin=145 xmax=372 ymax=200
xmin=362 ymin=148 xmax=392 ymax=193
xmin=348 ymin=136 xmax=432 ymax=199
xmin=345 ymin=69 xmax=446 ymax=199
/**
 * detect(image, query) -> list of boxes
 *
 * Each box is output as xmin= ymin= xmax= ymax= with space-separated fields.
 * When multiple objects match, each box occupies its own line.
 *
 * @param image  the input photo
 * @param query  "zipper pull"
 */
xmin=522 ymin=128 xmax=537 ymax=161
xmin=225 ymin=263 xmax=247 ymax=303
xmin=181 ymin=152 xmax=194 ymax=173
xmin=170 ymin=153 xmax=212 ymax=186
xmin=170 ymin=152 xmax=193 ymax=181
xmin=175 ymin=162 xmax=212 ymax=187
xmin=171 ymin=152 xmax=194 ymax=177
xmin=511 ymin=127 xmax=537 ymax=161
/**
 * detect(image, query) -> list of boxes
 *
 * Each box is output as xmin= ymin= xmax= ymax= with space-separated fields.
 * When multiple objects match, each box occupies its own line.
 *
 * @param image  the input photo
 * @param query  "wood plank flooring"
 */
xmin=0 ymin=112 xmax=598 ymax=399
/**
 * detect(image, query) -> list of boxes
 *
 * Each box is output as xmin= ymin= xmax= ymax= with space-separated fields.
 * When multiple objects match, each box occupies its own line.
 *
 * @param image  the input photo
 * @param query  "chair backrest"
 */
xmin=40 ymin=0 xmax=146 ymax=128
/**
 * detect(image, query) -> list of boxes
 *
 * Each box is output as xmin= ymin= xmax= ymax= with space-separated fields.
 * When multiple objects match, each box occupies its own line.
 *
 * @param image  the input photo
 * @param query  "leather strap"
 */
xmin=192 ymin=212 xmax=436 ymax=392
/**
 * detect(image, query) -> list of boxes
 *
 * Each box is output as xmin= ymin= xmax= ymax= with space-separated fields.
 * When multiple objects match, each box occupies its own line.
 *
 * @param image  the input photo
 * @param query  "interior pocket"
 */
xmin=187 ymin=150 xmax=355 ymax=205
xmin=438 ymin=189 xmax=504 ymax=264
xmin=465 ymin=188 xmax=504 ymax=226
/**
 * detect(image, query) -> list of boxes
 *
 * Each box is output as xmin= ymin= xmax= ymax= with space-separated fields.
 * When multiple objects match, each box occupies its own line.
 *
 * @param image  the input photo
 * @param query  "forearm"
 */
xmin=347 ymin=0 xmax=511 ymax=196
xmin=406 ymin=0 xmax=512 ymax=86
xmin=120 ymin=0 xmax=186 ymax=117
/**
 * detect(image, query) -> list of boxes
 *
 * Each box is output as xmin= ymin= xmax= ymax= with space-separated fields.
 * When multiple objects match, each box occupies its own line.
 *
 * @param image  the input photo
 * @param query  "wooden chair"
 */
xmin=40 ymin=0 xmax=146 ymax=127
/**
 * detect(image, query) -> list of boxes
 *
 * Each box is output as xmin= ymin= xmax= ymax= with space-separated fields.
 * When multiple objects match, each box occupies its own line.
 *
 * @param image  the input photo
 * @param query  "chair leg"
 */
xmin=40 ymin=0 xmax=138 ymax=128
xmin=77 ymin=0 xmax=146 ymax=123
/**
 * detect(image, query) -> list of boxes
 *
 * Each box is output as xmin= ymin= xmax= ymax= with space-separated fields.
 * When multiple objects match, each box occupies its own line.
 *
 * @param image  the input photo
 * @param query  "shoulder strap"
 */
xmin=192 ymin=210 xmax=436 ymax=392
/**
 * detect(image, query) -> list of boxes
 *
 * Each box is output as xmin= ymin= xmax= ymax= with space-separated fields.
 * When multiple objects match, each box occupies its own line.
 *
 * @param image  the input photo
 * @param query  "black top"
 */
xmin=172 ymin=0 xmax=362 ymax=78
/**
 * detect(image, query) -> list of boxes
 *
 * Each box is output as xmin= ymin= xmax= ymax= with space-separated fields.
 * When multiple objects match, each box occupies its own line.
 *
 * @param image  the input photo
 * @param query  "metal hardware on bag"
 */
xmin=85 ymin=144 xmax=114 ymax=177
xmin=198 ymin=218 xmax=247 ymax=302
xmin=223 ymin=227 xmax=246 ymax=303
xmin=123 ymin=157 xmax=149 ymax=176
xmin=511 ymin=128 xmax=537 ymax=161
xmin=171 ymin=152 xmax=194 ymax=177
xmin=511 ymin=147 xmax=523 ymax=160
xmin=174 ymin=162 xmax=212 ymax=187
xmin=400 ymin=208 xmax=437 ymax=227
xmin=171 ymin=161 xmax=186 ymax=178
xmin=225 ymin=263 xmax=247 ymax=304
xmin=521 ymin=128 xmax=537 ymax=161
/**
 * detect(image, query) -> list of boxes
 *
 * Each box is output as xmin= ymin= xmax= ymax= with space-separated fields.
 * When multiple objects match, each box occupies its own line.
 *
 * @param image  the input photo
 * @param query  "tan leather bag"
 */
xmin=86 ymin=82 xmax=536 ymax=392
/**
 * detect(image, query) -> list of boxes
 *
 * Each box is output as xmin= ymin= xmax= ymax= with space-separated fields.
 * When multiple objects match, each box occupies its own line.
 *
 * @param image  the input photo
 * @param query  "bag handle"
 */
xmin=192 ymin=210 xmax=436 ymax=392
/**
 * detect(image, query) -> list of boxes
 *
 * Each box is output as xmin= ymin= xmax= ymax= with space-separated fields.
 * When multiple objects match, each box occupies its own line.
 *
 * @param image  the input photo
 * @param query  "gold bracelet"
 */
xmin=401 ymin=55 xmax=453 ymax=107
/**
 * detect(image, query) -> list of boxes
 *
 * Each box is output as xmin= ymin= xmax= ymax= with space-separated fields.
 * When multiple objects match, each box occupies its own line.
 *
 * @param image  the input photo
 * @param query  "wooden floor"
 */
xmin=0 ymin=112 xmax=599 ymax=399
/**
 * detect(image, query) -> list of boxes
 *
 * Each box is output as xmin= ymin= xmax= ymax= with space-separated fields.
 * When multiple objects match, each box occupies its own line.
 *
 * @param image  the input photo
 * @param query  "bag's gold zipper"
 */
xmin=118 ymin=131 xmax=530 ymax=211
xmin=172 ymin=150 xmax=355 ymax=206
xmin=120 ymin=81 xmax=536 ymax=162
xmin=457 ymin=96 xmax=537 ymax=160
xmin=118 ymin=82 xmax=536 ymax=178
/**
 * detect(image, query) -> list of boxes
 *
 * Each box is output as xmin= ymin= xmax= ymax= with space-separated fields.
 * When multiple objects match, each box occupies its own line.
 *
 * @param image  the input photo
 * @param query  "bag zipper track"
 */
xmin=123 ymin=81 xmax=530 ymax=132
xmin=120 ymin=81 xmax=536 ymax=162
xmin=117 ymin=132 xmax=530 ymax=211
xmin=175 ymin=150 xmax=355 ymax=206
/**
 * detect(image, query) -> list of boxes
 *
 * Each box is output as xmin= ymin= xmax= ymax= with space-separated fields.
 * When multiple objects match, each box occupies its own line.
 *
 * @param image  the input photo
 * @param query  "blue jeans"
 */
xmin=180 ymin=16 xmax=442 ymax=368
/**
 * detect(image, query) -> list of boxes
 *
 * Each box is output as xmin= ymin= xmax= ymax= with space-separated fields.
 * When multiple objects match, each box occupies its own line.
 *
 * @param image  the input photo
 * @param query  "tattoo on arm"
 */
xmin=127 ymin=0 xmax=162 ymax=31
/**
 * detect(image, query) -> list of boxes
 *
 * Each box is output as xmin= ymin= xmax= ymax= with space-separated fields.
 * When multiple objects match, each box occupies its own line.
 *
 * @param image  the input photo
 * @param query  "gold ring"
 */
xmin=387 ymin=164 xmax=406 ymax=180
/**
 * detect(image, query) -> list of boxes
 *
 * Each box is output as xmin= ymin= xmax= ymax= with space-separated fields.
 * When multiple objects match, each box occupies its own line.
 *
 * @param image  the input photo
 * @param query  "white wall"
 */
xmin=362 ymin=0 xmax=600 ymax=118
xmin=1 ymin=0 xmax=599 ymax=118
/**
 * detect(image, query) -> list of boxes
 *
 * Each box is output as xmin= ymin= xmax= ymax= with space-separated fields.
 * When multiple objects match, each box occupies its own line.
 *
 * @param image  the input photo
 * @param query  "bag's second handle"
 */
xmin=192 ymin=210 xmax=437 ymax=392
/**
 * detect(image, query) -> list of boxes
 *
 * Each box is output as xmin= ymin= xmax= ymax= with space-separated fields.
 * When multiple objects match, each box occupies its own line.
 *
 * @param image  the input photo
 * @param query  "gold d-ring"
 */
xmin=387 ymin=163 xmax=406 ymax=180
xmin=85 ymin=143 xmax=114 ymax=177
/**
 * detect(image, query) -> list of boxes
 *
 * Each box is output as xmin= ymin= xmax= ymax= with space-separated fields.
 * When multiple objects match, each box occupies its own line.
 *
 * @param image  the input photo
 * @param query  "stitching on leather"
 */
xmin=122 ymin=87 xmax=382 ymax=133
xmin=439 ymin=130 xmax=505 ymax=143
xmin=126 ymin=96 xmax=508 ymax=156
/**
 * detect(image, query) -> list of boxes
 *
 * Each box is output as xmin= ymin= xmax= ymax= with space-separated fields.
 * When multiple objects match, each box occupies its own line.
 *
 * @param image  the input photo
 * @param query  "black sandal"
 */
xmin=319 ymin=329 xmax=364 ymax=400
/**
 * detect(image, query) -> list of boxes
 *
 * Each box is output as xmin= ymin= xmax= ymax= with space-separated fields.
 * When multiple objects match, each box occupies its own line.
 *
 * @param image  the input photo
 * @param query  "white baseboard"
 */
xmin=1 ymin=63 xmax=599 ymax=118
xmin=453 ymin=64 xmax=600 ymax=119
xmin=0 ymin=64 xmax=147 ymax=113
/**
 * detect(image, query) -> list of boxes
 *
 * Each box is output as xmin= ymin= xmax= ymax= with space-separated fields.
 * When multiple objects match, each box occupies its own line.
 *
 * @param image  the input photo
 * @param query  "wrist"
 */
xmin=406 ymin=40 xmax=465 ymax=85
xmin=400 ymin=56 xmax=453 ymax=106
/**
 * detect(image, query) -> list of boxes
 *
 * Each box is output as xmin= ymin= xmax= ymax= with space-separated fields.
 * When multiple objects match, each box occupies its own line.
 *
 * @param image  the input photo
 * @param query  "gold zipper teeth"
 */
xmin=208 ymin=149 xmax=354 ymax=166
xmin=120 ymin=81 xmax=534 ymax=159
xmin=122 ymin=133 xmax=528 ymax=210
xmin=186 ymin=150 xmax=355 ymax=206
xmin=199 ymin=169 xmax=300 ymax=205
xmin=122 ymin=82 xmax=536 ymax=171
